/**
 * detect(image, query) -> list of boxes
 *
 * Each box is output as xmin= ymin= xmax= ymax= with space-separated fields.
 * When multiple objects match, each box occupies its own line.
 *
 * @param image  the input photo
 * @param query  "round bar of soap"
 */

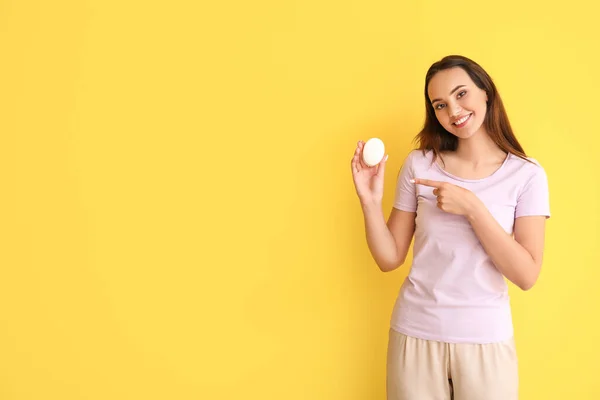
xmin=362 ymin=138 xmax=385 ymax=166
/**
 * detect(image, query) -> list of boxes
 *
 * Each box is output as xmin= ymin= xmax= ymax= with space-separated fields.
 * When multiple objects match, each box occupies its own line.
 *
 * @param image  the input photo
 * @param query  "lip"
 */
xmin=452 ymin=113 xmax=472 ymax=127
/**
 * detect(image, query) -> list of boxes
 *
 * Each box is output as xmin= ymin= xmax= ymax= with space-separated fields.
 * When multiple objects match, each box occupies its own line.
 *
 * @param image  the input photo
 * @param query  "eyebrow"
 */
xmin=430 ymin=85 xmax=467 ymax=104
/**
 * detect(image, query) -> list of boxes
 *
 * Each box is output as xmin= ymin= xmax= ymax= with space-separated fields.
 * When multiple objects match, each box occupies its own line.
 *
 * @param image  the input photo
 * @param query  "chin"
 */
xmin=447 ymin=121 xmax=484 ymax=140
xmin=444 ymin=126 xmax=473 ymax=139
xmin=454 ymin=128 xmax=477 ymax=139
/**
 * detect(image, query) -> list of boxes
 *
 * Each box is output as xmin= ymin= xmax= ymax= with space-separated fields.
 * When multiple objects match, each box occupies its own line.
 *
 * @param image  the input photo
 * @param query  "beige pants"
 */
xmin=386 ymin=328 xmax=519 ymax=400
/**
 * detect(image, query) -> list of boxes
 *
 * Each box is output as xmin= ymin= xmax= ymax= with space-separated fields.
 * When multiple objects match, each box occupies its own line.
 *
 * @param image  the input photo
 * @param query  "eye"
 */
xmin=434 ymin=103 xmax=445 ymax=110
xmin=457 ymin=90 xmax=467 ymax=98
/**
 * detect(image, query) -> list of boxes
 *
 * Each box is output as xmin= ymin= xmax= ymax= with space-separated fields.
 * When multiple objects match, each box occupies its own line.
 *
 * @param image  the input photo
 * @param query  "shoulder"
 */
xmin=404 ymin=148 xmax=435 ymax=166
xmin=506 ymin=153 xmax=548 ymax=178
xmin=504 ymin=154 xmax=550 ymax=197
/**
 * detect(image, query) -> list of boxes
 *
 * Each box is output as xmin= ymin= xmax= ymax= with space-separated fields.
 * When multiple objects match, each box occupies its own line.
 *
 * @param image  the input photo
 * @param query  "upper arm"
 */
xmin=514 ymin=215 xmax=547 ymax=268
xmin=513 ymin=162 xmax=550 ymax=270
xmin=387 ymin=151 xmax=418 ymax=269
xmin=386 ymin=207 xmax=416 ymax=268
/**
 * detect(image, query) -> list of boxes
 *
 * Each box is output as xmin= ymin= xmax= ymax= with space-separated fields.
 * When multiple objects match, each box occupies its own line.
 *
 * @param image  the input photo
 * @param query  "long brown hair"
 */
xmin=415 ymin=55 xmax=531 ymax=164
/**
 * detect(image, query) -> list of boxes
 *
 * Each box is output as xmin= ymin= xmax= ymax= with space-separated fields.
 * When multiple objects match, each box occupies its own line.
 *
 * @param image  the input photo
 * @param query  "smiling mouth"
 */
xmin=453 ymin=113 xmax=472 ymax=127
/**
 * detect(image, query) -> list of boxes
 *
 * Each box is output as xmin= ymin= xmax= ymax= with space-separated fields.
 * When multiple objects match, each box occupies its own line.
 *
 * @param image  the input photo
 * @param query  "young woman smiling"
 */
xmin=351 ymin=55 xmax=550 ymax=400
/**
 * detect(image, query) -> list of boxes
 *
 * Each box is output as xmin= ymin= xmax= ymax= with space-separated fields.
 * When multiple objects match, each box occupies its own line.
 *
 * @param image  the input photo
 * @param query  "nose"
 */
xmin=447 ymin=101 xmax=462 ymax=118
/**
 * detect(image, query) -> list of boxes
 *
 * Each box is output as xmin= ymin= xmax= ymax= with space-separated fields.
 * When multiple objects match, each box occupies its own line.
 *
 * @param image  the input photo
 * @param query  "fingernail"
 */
xmin=409 ymin=179 xmax=415 ymax=183
xmin=384 ymin=155 xmax=388 ymax=161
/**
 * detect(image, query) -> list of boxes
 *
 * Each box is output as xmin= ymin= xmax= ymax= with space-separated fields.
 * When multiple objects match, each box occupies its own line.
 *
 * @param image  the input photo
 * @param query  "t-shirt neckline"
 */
xmin=434 ymin=152 xmax=511 ymax=183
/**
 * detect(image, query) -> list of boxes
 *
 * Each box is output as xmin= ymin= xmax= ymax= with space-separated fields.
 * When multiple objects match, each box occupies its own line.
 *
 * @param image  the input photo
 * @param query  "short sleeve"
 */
xmin=393 ymin=151 xmax=417 ymax=212
xmin=515 ymin=163 xmax=550 ymax=219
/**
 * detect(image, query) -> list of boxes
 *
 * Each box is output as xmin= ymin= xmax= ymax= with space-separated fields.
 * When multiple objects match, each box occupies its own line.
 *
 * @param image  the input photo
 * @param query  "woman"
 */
xmin=350 ymin=55 xmax=550 ymax=400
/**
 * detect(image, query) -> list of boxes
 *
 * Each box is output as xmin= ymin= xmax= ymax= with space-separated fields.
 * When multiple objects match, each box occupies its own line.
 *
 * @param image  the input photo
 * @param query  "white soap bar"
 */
xmin=362 ymin=138 xmax=385 ymax=166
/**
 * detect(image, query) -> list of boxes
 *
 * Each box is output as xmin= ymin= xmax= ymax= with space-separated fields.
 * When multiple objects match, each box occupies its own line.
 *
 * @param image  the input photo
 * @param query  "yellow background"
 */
xmin=0 ymin=0 xmax=598 ymax=398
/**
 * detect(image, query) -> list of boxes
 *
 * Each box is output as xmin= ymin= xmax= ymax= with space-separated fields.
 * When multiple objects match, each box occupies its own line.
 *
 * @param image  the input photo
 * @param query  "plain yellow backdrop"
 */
xmin=0 ymin=0 xmax=598 ymax=398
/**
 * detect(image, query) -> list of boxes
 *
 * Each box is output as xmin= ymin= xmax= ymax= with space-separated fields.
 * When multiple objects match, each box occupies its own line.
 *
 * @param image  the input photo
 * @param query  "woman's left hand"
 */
xmin=412 ymin=178 xmax=483 ymax=218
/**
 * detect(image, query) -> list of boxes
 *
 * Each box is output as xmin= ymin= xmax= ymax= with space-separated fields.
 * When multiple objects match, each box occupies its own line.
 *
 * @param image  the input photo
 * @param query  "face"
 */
xmin=427 ymin=67 xmax=488 ymax=139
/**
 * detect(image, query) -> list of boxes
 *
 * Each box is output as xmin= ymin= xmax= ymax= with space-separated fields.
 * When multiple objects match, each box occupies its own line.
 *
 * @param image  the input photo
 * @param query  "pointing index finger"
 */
xmin=412 ymin=178 xmax=443 ymax=188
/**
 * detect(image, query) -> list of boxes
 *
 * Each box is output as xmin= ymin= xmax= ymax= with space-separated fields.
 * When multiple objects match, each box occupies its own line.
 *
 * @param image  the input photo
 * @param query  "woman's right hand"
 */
xmin=351 ymin=140 xmax=388 ymax=206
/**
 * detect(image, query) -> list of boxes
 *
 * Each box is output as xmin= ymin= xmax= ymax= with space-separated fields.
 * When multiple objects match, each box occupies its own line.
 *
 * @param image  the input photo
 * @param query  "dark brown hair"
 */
xmin=415 ymin=55 xmax=531 ymax=164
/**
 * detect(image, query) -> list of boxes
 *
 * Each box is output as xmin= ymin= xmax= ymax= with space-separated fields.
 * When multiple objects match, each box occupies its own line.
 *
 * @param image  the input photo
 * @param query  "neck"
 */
xmin=455 ymin=127 xmax=506 ymax=165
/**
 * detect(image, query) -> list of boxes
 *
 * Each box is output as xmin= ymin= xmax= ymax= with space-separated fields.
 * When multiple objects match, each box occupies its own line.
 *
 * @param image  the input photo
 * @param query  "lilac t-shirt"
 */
xmin=391 ymin=149 xmax=550 ymax=344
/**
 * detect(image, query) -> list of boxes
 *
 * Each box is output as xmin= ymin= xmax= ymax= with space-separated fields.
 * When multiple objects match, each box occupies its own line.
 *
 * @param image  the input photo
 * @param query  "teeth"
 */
xmin=454 ymin=114 xmax=470 ymax=125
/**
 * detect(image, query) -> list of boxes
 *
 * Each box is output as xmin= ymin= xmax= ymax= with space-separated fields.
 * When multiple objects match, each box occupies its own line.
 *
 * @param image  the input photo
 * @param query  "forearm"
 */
xmin=361 ymin=201 xmax=402 ymax=272
xmin=467 ymin=204 xmax=539 ymax=290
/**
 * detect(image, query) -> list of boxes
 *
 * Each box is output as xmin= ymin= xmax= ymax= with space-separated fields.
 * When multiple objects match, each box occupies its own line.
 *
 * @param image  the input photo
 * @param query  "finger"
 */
xmin=433 ymin=188 xmax=440 ymax=196
xmin=357 ymin=141 xmax=365 ymax=154
xmin=351 ymin=152 xmax=361 ymax=174
xmin=351 ymin=146 xmax=362 ymax=172
xmin=375 ymin=154 xmax=388 ymax=177
xmin=413 ymin=178 xmax=444 ymax=188
xmin=357 ymin=144 xmax=372 ymax=170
